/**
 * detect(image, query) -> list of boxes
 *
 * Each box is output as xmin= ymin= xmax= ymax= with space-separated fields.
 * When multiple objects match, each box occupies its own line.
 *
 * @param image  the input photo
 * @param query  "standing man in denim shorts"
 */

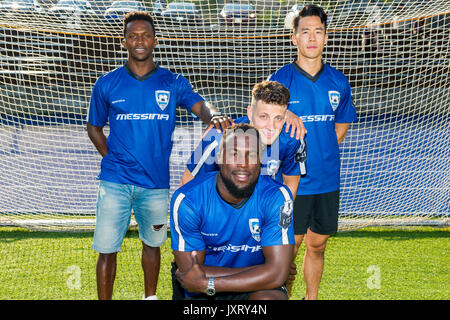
xmin=87 ymin=11 xmax=232 ymax=300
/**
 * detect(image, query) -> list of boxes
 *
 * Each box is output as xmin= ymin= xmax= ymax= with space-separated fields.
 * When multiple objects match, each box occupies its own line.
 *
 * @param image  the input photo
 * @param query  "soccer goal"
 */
xmin=0 ymin=0 xmax=448 ymax=232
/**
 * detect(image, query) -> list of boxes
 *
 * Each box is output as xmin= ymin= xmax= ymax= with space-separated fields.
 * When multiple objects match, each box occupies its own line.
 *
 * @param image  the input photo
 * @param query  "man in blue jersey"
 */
xmin=87 ymin=11 xmax=232 ymax=300
xmin=172 ymin=80 xmax=303 ymax=299
xmin=171 ymin=124 xmax=295 ymax=300
xmin=180 ymin=80 xmax=306 ymax=199
xmin=268 ymin=5 xmax=358 ymax=299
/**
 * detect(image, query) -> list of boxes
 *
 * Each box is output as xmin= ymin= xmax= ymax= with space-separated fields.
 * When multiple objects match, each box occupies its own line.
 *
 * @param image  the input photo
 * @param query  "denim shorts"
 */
xmin=92 ymin=180 xmax=169 ymax=253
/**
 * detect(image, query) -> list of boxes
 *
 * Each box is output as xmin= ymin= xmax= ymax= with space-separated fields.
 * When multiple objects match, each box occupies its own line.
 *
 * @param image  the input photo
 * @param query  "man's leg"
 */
xmin=142 ymin=242 xmax=161 ymax=298
xmin=302 ymin=229 xmax=329 ymax=300
xmin=285 ymin=234 xmax=303 ymax=294
xmin=289 ymin=194 xmax=313 ymax=295
xmin=133 ymin=187 xmax=169 ymax=299
xmin=96 ymin=252 xmax=118 ymax=300
xmin=293 ymin=234 xmax=304 ymax=261
xmin=92 ymin=181 xmax=133 ymax=300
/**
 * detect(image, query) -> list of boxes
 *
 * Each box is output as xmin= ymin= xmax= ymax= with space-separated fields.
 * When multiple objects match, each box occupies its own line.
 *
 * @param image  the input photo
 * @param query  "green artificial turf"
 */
xmin=0 ymin=226 xmax=448 ymax=300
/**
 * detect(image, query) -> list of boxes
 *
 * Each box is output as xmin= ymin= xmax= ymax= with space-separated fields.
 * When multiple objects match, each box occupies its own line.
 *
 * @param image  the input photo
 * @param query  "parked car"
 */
xmin=219 ymin=3 xmax=256 ymax=26
xmin=48 ymin=0 xmax=96 ymax=22
xmin=0 ymin=0 xmax=43 ymax=17
xmin=152 ymin=0 xmax=166 ymax=17
xmin=333 ymin=0 xmax=402 ymax=30
xmin=104 ymin=0 xmax=145 ymax=23
xmin=160 ymin=2 xmax=202 ymax=26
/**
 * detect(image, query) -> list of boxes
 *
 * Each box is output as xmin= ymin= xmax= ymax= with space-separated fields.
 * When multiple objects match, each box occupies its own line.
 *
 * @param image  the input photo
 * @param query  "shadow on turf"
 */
xmin=0 ymin=227 xmax=448 ymax=243
xmin=331 ymin=227 xmax=449 ymax=241
xmin=0 ymin=228 xmax=141 ymax=243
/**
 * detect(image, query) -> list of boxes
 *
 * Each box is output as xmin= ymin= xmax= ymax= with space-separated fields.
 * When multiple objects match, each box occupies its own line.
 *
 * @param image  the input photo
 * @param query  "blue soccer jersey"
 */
xmin=186 ymin=116 xmax=305 ymax=184
xmin=269 ymin=62 xmax=357 ymax=195
xmin=87 ymin=64 xmax=203 ymax=189
xmin=170 ymin=173 xmax=295 ymax=270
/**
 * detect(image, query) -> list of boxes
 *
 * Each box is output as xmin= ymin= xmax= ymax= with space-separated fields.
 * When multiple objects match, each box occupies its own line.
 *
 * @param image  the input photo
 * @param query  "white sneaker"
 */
xmin=142 ymin=294 xmax=158 ymax=300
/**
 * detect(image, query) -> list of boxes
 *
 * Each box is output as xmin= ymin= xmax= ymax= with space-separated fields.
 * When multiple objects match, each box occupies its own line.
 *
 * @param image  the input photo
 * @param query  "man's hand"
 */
xmin=285 ymin=261 xmax=297 ymax=295
xmin=285 ymin=262 xmax=297 ymax=287
xmin=285 ymin=110 xmax=307 ymax=140
xmin=209 ymin=114 xmax=234 ymax=133
xmin=191 ymin=101 xmax=234 ymax=133
xmin=175 ymin=253 xmax=208 ymax=293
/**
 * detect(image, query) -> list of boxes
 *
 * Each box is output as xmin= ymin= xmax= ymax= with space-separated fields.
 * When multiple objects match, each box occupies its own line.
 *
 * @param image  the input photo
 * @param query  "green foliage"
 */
xmin=0 ymin=226 xmax=448 ymax=300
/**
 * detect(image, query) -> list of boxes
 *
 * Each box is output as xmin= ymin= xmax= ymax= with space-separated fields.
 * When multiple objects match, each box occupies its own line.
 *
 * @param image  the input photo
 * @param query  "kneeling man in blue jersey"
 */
xmin=180 ymin=80 xmax=306 ymax=199
xmin=268 ymin=5 xmax=358 ymax=299
xmin=171 ymin=124 xmax=295 ymax=300
xmin=86 ymin=11 xmax=232 ymax=300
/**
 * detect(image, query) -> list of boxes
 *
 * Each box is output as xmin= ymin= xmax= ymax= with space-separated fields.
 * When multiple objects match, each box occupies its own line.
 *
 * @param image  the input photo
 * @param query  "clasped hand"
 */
xmin=175 ymin=253 xmax=208 ymax=293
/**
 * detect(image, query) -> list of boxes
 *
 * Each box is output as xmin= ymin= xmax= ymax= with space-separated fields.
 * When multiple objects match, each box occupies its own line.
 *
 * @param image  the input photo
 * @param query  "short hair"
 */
xmin=219 ymin=123 xmax=264 ymax=163
xmin=292 ymin=4 xmax=328 ymax=33
xmin=251 ymin=81 xmax=290 ymax=108
xmin=123 ymin=11 xmax=156 ymax=38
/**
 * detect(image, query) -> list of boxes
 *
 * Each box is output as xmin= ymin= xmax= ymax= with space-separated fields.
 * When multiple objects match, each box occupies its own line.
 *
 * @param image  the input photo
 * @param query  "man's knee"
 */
xmin=305 ymin=231 xmax=329 ymax=254
xmin=98 ymin=252 xmax=117 ymax=262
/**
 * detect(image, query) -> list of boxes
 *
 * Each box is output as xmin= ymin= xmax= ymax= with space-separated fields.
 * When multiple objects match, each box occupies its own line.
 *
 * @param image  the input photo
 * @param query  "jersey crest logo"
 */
xmin=155 ymin=90 xmax=170 ymax=110
xmin=328 ymin=90 xmax=340 ymax=111
xmin=249 ymin=218 xmax=261 ymax=242
xmin=266 ymin=159 xmax=281 ymax=178
xmin=279 ymin=200 xmax=293 ymax=229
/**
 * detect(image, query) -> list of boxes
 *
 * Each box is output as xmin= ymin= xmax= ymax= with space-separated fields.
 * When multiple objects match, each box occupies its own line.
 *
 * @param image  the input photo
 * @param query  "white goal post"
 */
xmin=0 ymin=0 xmax=448 ymax=231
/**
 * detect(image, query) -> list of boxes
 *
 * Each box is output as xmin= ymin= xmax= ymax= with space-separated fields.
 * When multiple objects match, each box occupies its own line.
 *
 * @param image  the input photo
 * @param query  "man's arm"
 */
xmin=282 ymin=174 xmax=300 ymax=201
xmin=87 ymin=123 xmax=108 ymax=157
xmin=190 ymin=101 xmax=233 ymax=132
xmin=179 ymin=126 xmax=222 ymax=186
xmin=335 ymin=122 xmax=350 ymax=145
xmin=179 ymin=168 xmax=194 ymax=186
xmin=175 ymin=245 xmax=293 ymax=293
xmin=174 ymin=250 xmax=258 ymax=278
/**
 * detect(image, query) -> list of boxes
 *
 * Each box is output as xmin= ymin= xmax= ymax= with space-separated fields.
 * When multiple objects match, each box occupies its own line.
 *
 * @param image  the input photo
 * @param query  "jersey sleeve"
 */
xmin=174 ymin=74 xmax=204 ymax=113
xmin=87 ymin=76 xmax=109 ymax=127
xmin=335 ymin=76 xmax=358 ymax=123
xmin=170 ymin=191 xmax=205 ymax=252
xmin=267 ymin=67 xmax=290 ymax=89
xmin=282 ymin=137 xmax=307 ymax=176
xmin=279 ymin=135 xmax=302 ymax=176
xmin=260 ymin=186 xmax=295 ymax=247
xmin=186 ymin=128 xmax=222 ymax=177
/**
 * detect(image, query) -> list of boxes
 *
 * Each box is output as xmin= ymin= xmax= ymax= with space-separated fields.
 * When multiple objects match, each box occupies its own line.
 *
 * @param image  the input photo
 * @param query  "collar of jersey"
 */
xmin=291 ymin=60 xmax=324 ymax=83
xmin=124 ymin=62 xmax=159 ymax=81
xmin=214 ymin=175 xmax=250 ymax=210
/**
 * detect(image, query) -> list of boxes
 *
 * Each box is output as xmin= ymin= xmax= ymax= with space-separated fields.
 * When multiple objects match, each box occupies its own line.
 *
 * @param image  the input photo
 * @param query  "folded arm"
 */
xmin=174 ymin=244 xmax=293 ymax=293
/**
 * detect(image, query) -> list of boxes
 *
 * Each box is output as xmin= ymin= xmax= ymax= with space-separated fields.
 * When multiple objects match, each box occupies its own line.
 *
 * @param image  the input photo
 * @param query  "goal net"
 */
xmin=0 ymin=0 xmax=448 ymax=232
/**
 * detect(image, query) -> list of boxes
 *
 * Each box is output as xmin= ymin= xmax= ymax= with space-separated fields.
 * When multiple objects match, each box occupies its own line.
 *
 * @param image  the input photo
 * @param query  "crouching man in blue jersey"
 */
xmin=86 ymin=11 xmax=232 ymax=300
xmin=170 ymin=124 xmax=295 ymax=300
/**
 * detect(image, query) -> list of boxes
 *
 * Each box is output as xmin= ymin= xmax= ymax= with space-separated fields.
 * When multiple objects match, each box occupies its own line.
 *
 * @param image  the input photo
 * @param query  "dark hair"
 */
xmin=220 ymin=123 xmax=264 ymax=160
xmin=293 ymin=4 xmax=328 ymax=32
xmin=251 ymin=81 xmax=290 ymax=108
xmin=123 ymin=11 xmax=156 ymax=38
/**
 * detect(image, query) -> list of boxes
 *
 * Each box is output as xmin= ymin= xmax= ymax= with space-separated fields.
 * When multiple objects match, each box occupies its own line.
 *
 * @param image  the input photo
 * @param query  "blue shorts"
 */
xmin=92 ymin=180 xmax=169 ymax=253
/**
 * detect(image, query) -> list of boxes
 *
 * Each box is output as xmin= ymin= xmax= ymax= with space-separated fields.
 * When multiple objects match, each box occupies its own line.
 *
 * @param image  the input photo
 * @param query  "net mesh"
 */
xmin=0 ymin=0 xmax=449 ymax=231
